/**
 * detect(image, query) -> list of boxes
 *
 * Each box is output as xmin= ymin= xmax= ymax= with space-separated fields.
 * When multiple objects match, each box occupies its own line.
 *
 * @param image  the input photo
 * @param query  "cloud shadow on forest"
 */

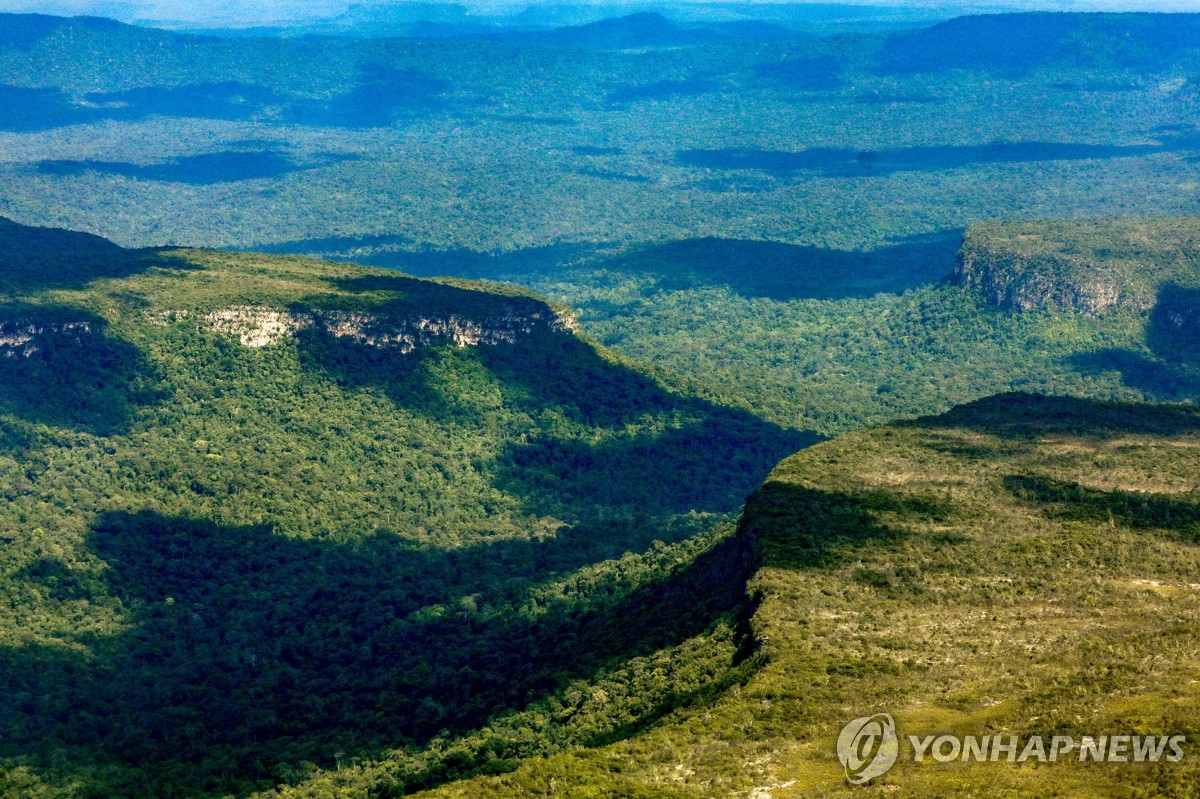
xmin=911 ymin=392 xmax=1200 ymax=442
xmin=0 ymin=506 xmax=754 ymax=796
xmin=37 ymin=150 xmax=354 ymax=185
xmin=264 ymin=230 xmax=964 ymax=303
xmin=283 ymin=63 xmax=461 ymax=128
xmin=677 ymin=133 xmax=1200 ymax=179
xmin=1068 ymin=284 xmax=1200 ymax=403
xmin=0 ymin=63 xmax=471 ymax=132
xmin=1004 ymin=472 xmax=1200 ymax=543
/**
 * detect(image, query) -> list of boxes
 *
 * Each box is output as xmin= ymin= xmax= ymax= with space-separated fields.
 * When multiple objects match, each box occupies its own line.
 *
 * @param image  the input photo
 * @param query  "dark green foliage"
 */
xmin=742 ymin=482 xmax=951 ymax=569
xmin=0 ymin=220 xmax=796 ymax=797
xmin=0 ymin=303 xmax=159 ymax=435
xmin=0 ymin=511 xmax=750 ymax=796
xmin=919 ymin=391 xmax=1200 ymax=439
xmin=1070 ymin=282 xmax=1200 ymax=400
xmin=0 ymin=217 xmax=169 ymax=292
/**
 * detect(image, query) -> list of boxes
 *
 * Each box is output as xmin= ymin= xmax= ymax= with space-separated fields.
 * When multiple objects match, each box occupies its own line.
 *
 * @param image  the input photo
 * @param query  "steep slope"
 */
xmin=954 ymin=216 xmax=1200 ymax=316
xmin=417 ymin=393 xmax=1200 ymax=798
xmin=0 ymin=218 xmax=811 ymax=798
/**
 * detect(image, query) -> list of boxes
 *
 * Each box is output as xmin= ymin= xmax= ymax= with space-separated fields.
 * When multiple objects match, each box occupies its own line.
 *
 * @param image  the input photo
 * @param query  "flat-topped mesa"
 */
xmin=952 ymin=217 xmax=1200 ymax=317
xmin=0 ymin=216 xmax=584 ymax=360
xmin=190 ymin=303 xmax=578 ymax=351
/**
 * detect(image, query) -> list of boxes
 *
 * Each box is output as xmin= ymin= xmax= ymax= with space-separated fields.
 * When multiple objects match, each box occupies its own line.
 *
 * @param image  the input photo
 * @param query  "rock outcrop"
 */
xmin=952 ymin=217 xmax=1200 ymax=317
xmin=0 ymin=318 xmax=93 ymax=357
xmin=953 ymin=242 xmax=1131 ymax=316
xmin=152 ymin=304 xmax=579 ymax=351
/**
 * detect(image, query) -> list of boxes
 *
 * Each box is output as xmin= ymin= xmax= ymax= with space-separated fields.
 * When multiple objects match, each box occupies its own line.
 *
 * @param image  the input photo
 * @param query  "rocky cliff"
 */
xmin=952 ymin=216 xmax=1200 ymax=317
xmin=148 ymin=304 xmax=578 ymax=351
xmin=0 ymin=318 xmax=93 ymax=357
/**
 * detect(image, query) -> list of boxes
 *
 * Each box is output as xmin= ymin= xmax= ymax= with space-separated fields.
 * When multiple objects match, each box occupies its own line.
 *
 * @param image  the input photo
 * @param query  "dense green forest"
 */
xmin=3 ymin=11 xmax=1199 ymax=433
xmin=483 ymin=250 xmax=1149 ymax=434
xmin=476 ymin=216 xmax=1200 ymax=434
xmin=4 ymin=212 xmax=1200 ymax=799
xmin=3 ymin=12 xmax=1198 ymax=257
xmin=4 ymin=8 xmax=1200 ymax=798
xmin=0 ymin=217 xmax=809 ymax=797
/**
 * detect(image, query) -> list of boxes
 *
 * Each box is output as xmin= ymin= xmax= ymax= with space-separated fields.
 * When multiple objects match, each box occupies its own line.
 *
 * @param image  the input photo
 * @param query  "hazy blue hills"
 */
xmin=877 ymin=12 xmax=1200 ymax=75
xmin=171 ymin=2 xmax=954 ymax=39
xmin=491 ymin=12 xmax=734 ymax=48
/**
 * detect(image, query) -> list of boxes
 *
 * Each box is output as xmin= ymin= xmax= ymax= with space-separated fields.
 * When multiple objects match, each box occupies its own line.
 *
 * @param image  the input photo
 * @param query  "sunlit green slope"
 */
xmin=418 ymin=393 xmax=1200 ymax=798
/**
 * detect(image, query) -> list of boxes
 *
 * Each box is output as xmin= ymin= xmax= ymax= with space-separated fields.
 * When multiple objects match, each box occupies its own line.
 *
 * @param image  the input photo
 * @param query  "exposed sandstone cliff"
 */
xmin=157 ymin=304 xmax=578 ymax=351
xmin=953 ymin=217 xmax=1200 ymax=317
xmin=954 ymin=244 xmax=1130 ymax=315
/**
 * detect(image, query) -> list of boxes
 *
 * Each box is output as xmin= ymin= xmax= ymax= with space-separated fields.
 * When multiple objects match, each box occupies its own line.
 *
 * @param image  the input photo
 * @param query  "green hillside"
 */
xmin=5 ymin=211 xmax=1200 ymax=798
xmin=0 ymin=218 xmax=809 ymax=798
xmin=412 ymin=393 xmax=1200 ymax=798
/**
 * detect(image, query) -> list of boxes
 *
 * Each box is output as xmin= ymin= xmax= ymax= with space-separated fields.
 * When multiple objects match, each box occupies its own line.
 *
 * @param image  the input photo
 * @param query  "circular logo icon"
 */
xmin=837 ymin=713 xmax=899 ymax=785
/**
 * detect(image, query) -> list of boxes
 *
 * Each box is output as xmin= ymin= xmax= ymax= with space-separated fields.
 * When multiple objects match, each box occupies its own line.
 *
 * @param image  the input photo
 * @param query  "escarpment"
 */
xmin=147 ymin=303 xmax=578 ymax=351
xmin=953 ymin=216 xmax=1200 ymax=317
xmin=954 ymin=241 xmax=1128 ymax=315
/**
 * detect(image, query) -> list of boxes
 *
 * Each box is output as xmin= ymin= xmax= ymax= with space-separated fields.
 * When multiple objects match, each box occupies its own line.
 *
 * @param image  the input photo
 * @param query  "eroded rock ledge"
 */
xmin=953 ymin=241 xmax=1131 ymax=316
xmin=952 ymin=217 xmax=1200 ymax=318
xmin=151 ymin=305 xmax=579 ymax=351
xmin=0 ymin=319 xmax=93 ymax=357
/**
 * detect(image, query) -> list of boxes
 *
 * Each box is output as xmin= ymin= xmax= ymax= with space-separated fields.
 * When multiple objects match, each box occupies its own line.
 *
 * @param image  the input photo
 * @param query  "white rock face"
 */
xmin=189 ymin=304 xmax=577 ymax=351
xmin=205 ymin=307 xmax=309 ymax=348
xmin=0 ymin=319 xmax=92 ymax=357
